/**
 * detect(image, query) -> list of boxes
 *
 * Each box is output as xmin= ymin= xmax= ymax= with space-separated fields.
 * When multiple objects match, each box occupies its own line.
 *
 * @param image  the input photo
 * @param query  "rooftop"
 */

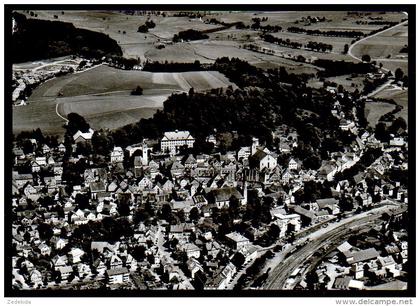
xmin=73 ymin=128 xmax=94 ymax=141
xmin=211 ymin=187 xmax=243 ymax=202
xmin=225 ymin=232 xmax=249 ymax=243
xmin=347 ymin=248 xmax=380 ymax=264
xmin=162 ymin=130 xmax=194 ymax=141
xmin=106 ymin=267 xmax=129 ymax=276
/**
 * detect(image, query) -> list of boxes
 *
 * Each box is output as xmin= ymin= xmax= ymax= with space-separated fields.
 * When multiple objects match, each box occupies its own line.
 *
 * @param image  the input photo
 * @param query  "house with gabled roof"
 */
xmin=225 ymin=232 xmax=250 ymax=250
xmin=346 ymin=248 xmax=380 ymax=265
xmin=110 ymin=147 xmax=124 ymax=163
xmin=180 ymin=243 xmax=201 ymax=258
xmin=109 ymin=254 xmax=123 ymax=269
xmin=37 ymin=243 xmax=51 ymax=256
xmin=209 ymin=187 xmax=245 ymax=208
xmin=205 ymin=262 xmax=236 ymax=290
xmin=68 ymin=248 xmax=85 ymax=264
xmin=52 ymin=255 xmax=68 ymax=269
xmin=249 ymin=149 xmax=277 ymax=171
xmin=138 ymin=176 xmax=153 ymax=190
xmin=42 ymin=144 xmax=50 ymax=154
xmin=318 ymin=160 xmax=338 ymax=181
xmin=23 ymin=183 xmax=37 ymax=197
xmin=184 ymin=154 xmax=197 ymax=168
xmin=315 ymin=198 xmax=340 ymax=215
xmin=162 ymin=179 xmax=174 ymax=193
xmin=187 ymin=257 xmax=204 ymax=279
xmin=170 ymin=160 xmax=185 ymax=178
xmin=73 ymin=128 xmax=94 ymax=143
xmin=31 ymin=160 xmax=41 ymax=173
xmin=13 ymin=172 xmax=33 ymax=188
xmin=58 ymin=143 xmax=66 ymax=152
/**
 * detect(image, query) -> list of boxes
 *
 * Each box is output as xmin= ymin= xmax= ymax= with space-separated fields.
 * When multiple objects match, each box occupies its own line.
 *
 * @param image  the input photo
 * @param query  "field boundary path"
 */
xmin=348 ymin=20 xmax=409 ymax=65
xmin=55 ymin=103 xmax=69 ymax=123
xmin=348 ymin=19 xmax=408 ymax=98
xmin=366 ymin=79 xmax=393 ymax=98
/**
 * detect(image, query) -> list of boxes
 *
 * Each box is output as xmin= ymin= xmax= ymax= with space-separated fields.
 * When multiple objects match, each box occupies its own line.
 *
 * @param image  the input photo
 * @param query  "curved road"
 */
xmin=348 ymin=19 xmax=408 ymax=66
xmin=348 ymin=19 xmax=408 ymax=98
xmin=263 ymin=203 xmax=406 ymax=289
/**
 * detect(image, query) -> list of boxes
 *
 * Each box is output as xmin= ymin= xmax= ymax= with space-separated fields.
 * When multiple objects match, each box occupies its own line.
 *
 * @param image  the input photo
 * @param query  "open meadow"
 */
xmin=13 ymin=65 xmax=235 ymax=135
xmin=365 ymin=101 xmax=396 ymax=128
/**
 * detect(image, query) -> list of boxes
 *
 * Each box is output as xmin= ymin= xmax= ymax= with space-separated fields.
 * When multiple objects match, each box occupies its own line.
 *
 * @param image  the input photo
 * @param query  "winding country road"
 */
xmin=347 ymin=19 xmax=408 ymax=98
xmin=347 ymin=19 xmax=409 ymax=66
xmin=263 ymin=202 xmax=406 ymax=290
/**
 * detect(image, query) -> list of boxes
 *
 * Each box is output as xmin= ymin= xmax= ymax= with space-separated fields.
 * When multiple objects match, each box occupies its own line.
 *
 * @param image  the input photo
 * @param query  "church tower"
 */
xmin=243 ymin=181 xmax=248 ymax=205
xmin=251 ymin=137 xmax=259 ymax=155
xmin=142 ymin=142 xmax=148 ymax=165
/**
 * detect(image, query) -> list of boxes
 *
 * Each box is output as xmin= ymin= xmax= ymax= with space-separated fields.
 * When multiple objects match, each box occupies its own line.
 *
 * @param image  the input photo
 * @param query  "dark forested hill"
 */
xmin=12 ymin=12 xmax=122 ymax=63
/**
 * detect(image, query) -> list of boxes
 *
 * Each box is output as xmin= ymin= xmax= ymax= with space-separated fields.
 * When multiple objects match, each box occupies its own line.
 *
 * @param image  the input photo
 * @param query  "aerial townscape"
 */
xmin=9 ymin=8 xmax=410 ymax=293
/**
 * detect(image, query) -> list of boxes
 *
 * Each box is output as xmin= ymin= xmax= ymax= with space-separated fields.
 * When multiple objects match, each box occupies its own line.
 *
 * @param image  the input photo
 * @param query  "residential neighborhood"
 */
xmin=11 ymin=98 xmax=409 ymax=290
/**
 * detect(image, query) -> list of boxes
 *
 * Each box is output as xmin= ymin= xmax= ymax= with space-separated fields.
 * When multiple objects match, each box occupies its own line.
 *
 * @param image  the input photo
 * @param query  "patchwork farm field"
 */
xmin=21 ymin=10 xmax=220 ymax=61
xmin=21 ymin=10 xmax=406 ymax=70
xmin=14 ymin=10 xmax=410 ymax=135
xmin=13 ymin=65 xmax=235 ymax=135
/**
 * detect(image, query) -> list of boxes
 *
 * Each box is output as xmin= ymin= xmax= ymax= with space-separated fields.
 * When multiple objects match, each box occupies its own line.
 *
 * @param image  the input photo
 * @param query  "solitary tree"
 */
xmin=66 ymin=113 xmax=90 ymax=135
xmin=361 ymin=54 xmax=371 ymax=63
xmin=189 ymin=207 xmax=200 ymax=222
xmin=394 ymin=68 xmax=404 ymax=81
xmin=131 ymin=85 xmax=143 ymax=96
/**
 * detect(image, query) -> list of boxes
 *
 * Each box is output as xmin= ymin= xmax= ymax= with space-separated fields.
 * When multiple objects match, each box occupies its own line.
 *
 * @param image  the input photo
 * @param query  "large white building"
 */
xmin=161 ymin=130 xmax=195 ymax=154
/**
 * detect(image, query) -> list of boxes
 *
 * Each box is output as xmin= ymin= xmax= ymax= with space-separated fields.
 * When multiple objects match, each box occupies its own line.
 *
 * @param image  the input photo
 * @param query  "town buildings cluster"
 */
xmin=299 ymin=228 xmax=409 ymax=291
xmin=10 ymin=69 xmax=409 ymax=291
xmin=11 ymin=105 xmax=408 ymax=290
xmin=12 ymin=56 xmax=94 ymax=106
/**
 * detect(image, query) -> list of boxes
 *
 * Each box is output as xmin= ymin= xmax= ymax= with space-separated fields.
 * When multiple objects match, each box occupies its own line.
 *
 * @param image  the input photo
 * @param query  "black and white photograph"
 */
xmin=3 ymin=2 xmax=416 ymax=302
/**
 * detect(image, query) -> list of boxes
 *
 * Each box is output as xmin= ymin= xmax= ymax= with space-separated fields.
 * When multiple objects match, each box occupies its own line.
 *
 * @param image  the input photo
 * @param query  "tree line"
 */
xmin=173 ymin=12 xmax=204 ymax=18
xmin=173 ymin=29 xmax=209 ymax=42
xmin=137 ymin=19 xmax=156 ymax=33
xmin=142 ymin=60 xmax=203 ymax=72
xmin=287 ymin=26 xmax=364 ymax=38
xmin=355 ymin=20 xmax=399 ymax=26
xmin=12 ymin=12 xmax=122 ymax=63
xmin=313 ymin=59 xmax=376 ymax=77
xmin=261 ymin=33 xmax=333 ymax=52
xmin=261 ymin=34 xmax=302 ymax=49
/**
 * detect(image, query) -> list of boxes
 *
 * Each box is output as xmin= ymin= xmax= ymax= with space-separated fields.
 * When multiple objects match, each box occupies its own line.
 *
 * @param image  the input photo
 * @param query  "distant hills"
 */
xmin=12 ymin=12 xmax=122 ymax=63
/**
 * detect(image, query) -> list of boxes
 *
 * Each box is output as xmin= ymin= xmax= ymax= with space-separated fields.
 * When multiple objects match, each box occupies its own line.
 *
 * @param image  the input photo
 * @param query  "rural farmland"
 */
xmin=13 ymin=9 xmax=409 ymax=135
xmin=13 ymin=64 xmax=235 ymax=134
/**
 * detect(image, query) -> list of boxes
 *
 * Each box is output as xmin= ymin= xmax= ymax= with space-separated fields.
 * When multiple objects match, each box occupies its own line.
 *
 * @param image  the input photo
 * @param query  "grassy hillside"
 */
xmin=13 ymin=65 xmax=235 ymax=134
